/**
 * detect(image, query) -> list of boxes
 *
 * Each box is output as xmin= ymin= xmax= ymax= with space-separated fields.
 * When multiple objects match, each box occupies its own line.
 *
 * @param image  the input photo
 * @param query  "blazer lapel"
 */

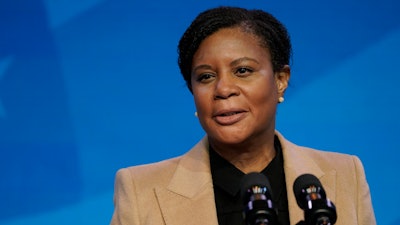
xmin=276 ymin=132 xmax=336 ymax=225
xmin=155 ymin=137 xmax=219 ymax=225
xmin=155 ymin=132 xmax=336 ymax=225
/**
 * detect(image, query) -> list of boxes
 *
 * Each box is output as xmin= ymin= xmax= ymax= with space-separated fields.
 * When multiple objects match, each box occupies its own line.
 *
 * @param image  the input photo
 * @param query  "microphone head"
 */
xmin=240 ymin=172 xmax=277 ymax=225
xmin=293 ymin=173 xmax=326 ymax=209
xmin=293 ymin=174 xmax=337 ymax=225
xmin=240 ymin=172 xmax=273 ymax=201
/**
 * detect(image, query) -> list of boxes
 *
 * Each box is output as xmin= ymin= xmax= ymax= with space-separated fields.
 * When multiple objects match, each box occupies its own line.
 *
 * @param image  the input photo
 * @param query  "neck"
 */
xmin=210 ymin=135 xmax=276 ymax=174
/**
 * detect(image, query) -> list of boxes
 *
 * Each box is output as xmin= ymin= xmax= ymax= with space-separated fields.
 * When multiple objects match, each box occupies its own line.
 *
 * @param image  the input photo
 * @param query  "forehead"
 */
xmin=193 ymin=27 xmax=271 ymax=61
xmin=208 ymin=26 xmax=264 ymax=44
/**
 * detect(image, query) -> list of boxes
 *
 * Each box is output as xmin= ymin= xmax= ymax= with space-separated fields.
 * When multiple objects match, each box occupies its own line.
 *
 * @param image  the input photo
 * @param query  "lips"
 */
xmin=220 ymin=111 xmax=240 ymax=116
xmin=213 ymin=109 xmax=247 ymax=125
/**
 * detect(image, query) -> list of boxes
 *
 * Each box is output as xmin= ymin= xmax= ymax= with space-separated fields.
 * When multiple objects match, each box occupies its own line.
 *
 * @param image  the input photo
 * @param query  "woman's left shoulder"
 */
xmin=298 ymin=145 xmax=366 ymax=174
xmin=277 ymin=131 xmax=363 ymax=169
xmin=302 ymin=146 xmax=358 ymax=161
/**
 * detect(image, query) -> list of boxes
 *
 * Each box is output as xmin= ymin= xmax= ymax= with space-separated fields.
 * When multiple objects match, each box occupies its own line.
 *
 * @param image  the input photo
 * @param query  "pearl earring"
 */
xmin=194 ymin=112 xmax=198 ymax=117
xmin=278 ymin=96 xmax=284 ymax=103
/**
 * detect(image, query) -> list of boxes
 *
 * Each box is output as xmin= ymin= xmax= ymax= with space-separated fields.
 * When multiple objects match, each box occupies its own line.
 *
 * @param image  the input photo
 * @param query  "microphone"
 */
xmin=293 ymin=174 xmax=337 ymax=225
xmin=240 ymin=172 xmax=278 ymax=225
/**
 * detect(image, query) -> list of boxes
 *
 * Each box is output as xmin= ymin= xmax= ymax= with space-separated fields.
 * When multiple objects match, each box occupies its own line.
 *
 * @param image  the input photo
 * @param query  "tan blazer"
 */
xmin=110 ymin=131 xmax=376 ymax=225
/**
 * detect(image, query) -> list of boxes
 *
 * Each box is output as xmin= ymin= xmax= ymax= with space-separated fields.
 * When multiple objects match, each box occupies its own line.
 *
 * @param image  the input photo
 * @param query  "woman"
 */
xmin=110 ymin=6 xmax=375 ymax=225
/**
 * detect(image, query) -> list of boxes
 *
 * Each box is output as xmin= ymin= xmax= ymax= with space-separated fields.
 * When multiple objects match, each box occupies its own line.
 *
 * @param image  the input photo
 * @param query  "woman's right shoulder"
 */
xmin=114 ymin=156 xmax=182 ymax=187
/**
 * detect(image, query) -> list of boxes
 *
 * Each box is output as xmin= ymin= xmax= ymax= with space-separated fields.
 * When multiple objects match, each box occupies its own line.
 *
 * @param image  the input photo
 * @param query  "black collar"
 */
xmin=209 ymin=135 xmax=284 ymax=202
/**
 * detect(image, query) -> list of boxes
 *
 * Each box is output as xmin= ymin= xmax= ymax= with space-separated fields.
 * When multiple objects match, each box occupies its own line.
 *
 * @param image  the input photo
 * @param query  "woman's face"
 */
xmin=191 ymin=27 xmax=289 ymax=147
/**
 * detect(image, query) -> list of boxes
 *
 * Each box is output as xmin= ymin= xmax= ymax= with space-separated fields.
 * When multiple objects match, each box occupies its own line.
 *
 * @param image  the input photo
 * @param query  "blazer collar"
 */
xmin=276 ymin=131 xmax=336 ymax=225
xmin=155 ymin=137 xmax=219 ymax=225
xmin=155 ymin=132 xmax=336 ymax=225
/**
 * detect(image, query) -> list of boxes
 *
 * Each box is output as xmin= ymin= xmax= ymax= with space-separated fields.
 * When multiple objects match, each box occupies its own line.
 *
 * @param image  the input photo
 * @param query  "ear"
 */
xmin=275 ymin=65 xmax=290 ymax=95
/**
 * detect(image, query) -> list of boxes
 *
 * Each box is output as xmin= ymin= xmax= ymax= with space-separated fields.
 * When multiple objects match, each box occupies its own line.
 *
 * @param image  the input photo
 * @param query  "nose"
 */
xmin=214 ymin=74 xmax=240 ymax=100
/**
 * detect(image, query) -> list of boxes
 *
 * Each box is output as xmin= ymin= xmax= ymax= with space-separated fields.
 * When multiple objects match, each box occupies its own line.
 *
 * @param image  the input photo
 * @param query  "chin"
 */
xmin=208 ymin=133 xmax=248 ymax=147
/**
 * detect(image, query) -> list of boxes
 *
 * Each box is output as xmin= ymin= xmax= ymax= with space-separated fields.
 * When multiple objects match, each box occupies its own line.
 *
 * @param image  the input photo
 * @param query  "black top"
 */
xmin=209 ymin=136 xmax=290 ymax=225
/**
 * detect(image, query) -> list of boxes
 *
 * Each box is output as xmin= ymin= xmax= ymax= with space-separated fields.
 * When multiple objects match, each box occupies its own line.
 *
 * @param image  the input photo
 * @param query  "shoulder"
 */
xmin=110 ymin=156 xmax=187 ymax=225
xmin=276 ymin=130 xmax=364 ymax=174
xmin=298 ymin=146 xmax=366 ymax=181
xmin=114 ymin=136 xmax=210 ymax=188
xmin=300 ymin=145 xmax=360 ymax=167
xmin=277 ymin=130 xmax=358 ymax=160
xmin=115 ymin=156 xmax=182 ymax=188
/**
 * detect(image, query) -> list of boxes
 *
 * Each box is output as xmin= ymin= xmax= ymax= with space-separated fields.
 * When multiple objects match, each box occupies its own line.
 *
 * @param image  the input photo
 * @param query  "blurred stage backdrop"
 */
xmin=1 ymin=0 xmax=399 ymax=224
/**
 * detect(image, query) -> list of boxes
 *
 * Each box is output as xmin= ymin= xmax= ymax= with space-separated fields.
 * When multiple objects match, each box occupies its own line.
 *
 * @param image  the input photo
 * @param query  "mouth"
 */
xmin=219 ymin=111 xmax=242 ymax=116
xmin=213 ymin=110 xmax=246 ymax=125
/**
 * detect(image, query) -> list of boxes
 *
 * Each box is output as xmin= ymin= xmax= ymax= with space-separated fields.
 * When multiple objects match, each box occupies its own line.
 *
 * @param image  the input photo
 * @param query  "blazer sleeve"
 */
xmin=110 ymin=168 xmax=141 ymax=225
xmin=353 ymin=156 xmax=376 ymax=225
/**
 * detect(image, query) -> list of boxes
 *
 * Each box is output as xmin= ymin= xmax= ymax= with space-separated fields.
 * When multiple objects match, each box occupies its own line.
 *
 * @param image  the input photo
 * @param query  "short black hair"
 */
xmin=178 ymin=6 xmax=292 ymax=92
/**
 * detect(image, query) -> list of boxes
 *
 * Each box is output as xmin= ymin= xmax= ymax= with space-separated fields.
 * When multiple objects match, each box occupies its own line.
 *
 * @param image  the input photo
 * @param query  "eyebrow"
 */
xmin=192 ymin=57 xmax=260 ymax=74
xmin=192 ymin=64 xmax=213 ymax=74
xmin=230 ymin=57 xmax=260 ymax=67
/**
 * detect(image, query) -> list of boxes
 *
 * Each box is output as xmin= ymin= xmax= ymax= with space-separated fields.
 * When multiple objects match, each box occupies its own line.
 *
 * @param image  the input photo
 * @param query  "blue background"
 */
xmin=1 ymin=0 xmax=399 ymax=224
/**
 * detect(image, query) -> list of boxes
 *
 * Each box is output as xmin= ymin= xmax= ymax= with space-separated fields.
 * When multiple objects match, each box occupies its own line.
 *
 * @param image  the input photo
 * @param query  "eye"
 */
xmin=196 ymin=73 xmax=215 ymax=83
xmin=235 ymin=67 xmax=253 ymax=76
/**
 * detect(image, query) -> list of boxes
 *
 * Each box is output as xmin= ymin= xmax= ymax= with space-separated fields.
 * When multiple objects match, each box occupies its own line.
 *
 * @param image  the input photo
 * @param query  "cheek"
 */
xmin=193 ymin=88 xmax=211 ymax=113
xmin=249 ymin=80 xmax=278 ymax=109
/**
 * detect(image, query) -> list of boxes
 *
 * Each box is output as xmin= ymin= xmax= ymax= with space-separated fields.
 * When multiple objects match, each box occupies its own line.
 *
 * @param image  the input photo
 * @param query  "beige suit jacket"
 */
xmin=110 ymin=131 xmax=376 ymax=225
